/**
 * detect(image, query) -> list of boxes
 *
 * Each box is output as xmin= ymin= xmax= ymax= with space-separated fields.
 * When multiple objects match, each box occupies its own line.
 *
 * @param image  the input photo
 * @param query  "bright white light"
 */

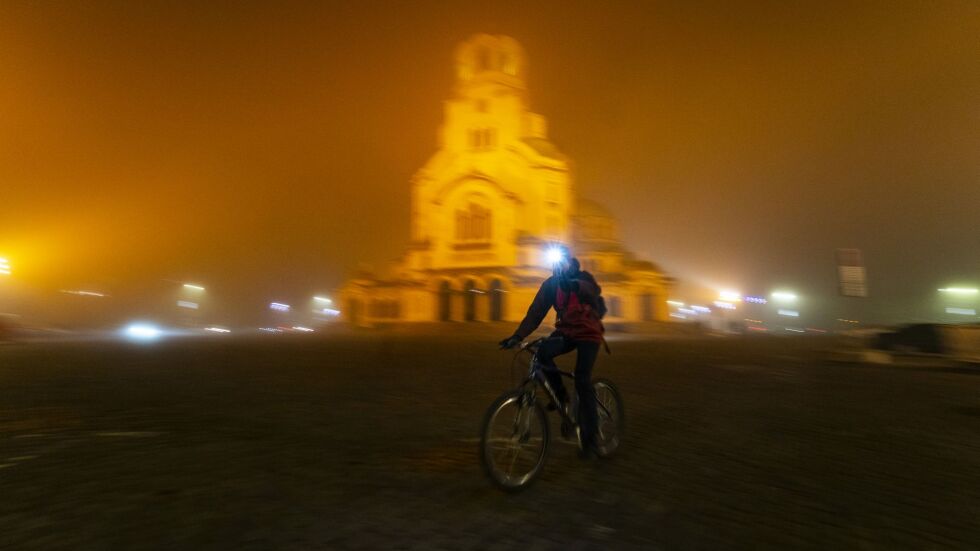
xmin=204 ymin=327 xmax=230 ymax=333
xmin=259 ymin=327 xmax=282 ymax=333
xmin=713 ymin=301 xmax=736 ymax=310
xmin=678 ymin=308 xmax=696 ymax=315
xmin=322 ymin=308 xmax=341 ymax=316
xmin=771 ymin=291 xmax=797 ymax=302
xmin=785 ymin=328 xmax=805 ymax=333
xmin=292 ymin=326 xmax=314 ymax=332
xmin=719 ymin=291 xmax=741 ymax=302
xmin=744 ymin=296 xmax=768 ymax=305
xmin=946 ymin=307 xmax=977 ymax=316
xmin=938 ymin=288 xmax=978 ymax=295
xmin=666 ymin=300 xmax=685 ymax=307
xmin=669 ymin=313 xmax=688 ymax=320
xmin=545 ymin=247 xmax=565 ymax=266
xmin=270 ymin=302 xmax=290 ymax=312
xmin=0 ymin=257 xmax=9 ymax=276
xmin=183 ymin=284 xmax=205 ymax=291
xmin=314 ymin=296 xmax=333 ymax=303
xmin=177 ymin=300 xmax=199 ymax=310
xmin=123 ymin=323 xmax=162 ymax=341
xmin=691 ymin=305 xmax=711 ymax=314
xmin=62 ymin=290 xmax=107 ymax=297
xmin=778 ymin=309 xmax=800 ymax=317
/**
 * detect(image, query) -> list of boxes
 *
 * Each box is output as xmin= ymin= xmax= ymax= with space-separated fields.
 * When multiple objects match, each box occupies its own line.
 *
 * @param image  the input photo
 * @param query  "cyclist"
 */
xmin=499 ymin=245 xmax=607 ymax=458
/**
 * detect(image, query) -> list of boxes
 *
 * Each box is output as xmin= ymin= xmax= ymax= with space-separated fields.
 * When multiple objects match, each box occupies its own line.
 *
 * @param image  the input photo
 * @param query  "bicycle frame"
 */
xmin=513 ymin=337 xmax=611 ymax=426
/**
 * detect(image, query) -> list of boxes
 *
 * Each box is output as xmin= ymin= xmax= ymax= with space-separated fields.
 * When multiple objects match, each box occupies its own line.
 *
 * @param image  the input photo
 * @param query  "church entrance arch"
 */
xmin=438 ymin=281 xmax=452 ymax=321
xmin=463 ymin=279 xmax=477 ymax=321
xmin=641 ymin=292 xmax=655 ymax=322
xmin=489 ymin=278 xmax=504 ymax=321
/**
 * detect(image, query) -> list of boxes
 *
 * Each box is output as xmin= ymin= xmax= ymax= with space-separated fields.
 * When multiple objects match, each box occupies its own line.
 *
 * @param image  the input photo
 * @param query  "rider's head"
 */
xmin=547 ymin=244 xmax=576 ymax=277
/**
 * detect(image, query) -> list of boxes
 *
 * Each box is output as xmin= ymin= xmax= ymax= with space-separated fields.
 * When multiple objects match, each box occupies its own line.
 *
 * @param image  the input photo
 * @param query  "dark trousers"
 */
xmin=536 ymin=332 xmax=601 ymax=446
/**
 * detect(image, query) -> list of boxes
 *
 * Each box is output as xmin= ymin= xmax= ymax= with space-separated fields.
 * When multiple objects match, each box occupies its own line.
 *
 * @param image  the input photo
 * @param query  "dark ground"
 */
xmin=2 ymin=333 xmax=979 ymax=550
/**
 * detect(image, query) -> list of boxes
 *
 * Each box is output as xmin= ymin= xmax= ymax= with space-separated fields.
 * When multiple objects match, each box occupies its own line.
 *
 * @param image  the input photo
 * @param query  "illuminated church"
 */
xmin=340 ymin=34 xmax=671 ymax=326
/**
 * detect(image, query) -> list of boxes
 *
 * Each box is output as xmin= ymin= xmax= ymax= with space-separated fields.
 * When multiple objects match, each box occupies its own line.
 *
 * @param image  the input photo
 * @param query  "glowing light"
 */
xmin=182 ymin=284 xmax=205 ymax=291
xmin=678 ymin=308 xmax=696 ymax=315
xmin=747 ymin=326 xmax=768 ymax=332
xmin=545 ymin=247 xmax=565 ymax=266
xmin=0 ymin=257 xmax=10 ymax=276
xmin=292 ymin=326 xmax=315 ymax=332
xmin=785 ymin=328 xmax=805 ymax=333
xmin=177 ymin=300 xmax=199 ymax=310
xmin=806 ymin=328 xmax=827 ymax=333
xmin=666 ymin=300 xmax=685 ymax=307
xmin=837 ymin=318 xmax=860 ymax=324
xmin=946 ymin=307 xmax=976 ymax=316
xmin=322 ymin=308 xmax=341 ymax=316
xmin=713 ymin=301 xmax=736 ymax=310
xmin=771 ymin=291 xmax=797 ymax=302
xmin=123 ymin=323 xmax=162 ymax=341
xmin=204 ymin=327 xmax=231 ymax=333
xmin=744 ymin=296 xmax=768 ymax=305
xmin=744 ymin=318 xmax=763 ymax=324
xmin=61 ymin=290 xmax=107 ymax=297
xmin=691 ymin=305 xmax=711 ymax=314
xmin=938 ymin=288 xmax=978 ymax=295
xmin=314 ymin=296 xmax=333 ymax=303
xmin=669 ymin=313 xmax=688 ymax=320
xmin=270 ymin=302 xmax=290 ymax=312
xmin=719 ymin=291 xmax=741 ymax=302
xmin=259 ymin=327 xmax=282 ymax=333
xmin=778 ymin=309 xmax=799 ymax=317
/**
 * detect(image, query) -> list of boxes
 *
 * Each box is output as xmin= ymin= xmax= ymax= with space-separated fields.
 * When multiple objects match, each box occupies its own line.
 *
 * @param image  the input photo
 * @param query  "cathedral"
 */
xmin=340 ymin=34 xmax=671 ymax=327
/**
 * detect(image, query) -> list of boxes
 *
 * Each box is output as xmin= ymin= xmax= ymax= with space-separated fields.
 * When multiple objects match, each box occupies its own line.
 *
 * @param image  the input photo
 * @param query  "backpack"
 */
xmin=555 ymin=285 xmax=605 ymax=342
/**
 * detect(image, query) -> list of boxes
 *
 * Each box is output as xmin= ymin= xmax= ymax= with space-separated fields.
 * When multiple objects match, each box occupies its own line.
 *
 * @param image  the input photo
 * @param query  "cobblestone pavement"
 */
xmin=2 ymin=334 xmax=979 ymax=550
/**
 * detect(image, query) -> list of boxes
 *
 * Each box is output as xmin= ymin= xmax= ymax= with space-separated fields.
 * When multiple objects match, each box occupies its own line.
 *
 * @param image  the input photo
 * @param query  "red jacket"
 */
xmin=515 ymin=272 xmax=604 ymax=342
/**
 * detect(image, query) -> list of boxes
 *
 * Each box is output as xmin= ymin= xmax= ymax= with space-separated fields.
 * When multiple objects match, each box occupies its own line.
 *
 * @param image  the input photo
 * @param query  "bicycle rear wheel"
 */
xmin=592 ymin=378 xmax=625 ymax=458
xmin=479 ymin=389 xmax=549 ymax=491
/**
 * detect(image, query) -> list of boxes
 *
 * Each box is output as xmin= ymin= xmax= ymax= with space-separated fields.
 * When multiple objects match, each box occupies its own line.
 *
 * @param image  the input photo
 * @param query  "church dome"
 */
xmin=572 ymin=197 xmax=620 ymax=245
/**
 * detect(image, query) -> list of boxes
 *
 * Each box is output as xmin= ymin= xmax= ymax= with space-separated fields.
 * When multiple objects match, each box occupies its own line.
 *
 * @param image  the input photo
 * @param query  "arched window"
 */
xmin=463 ymin=279 xmax=477 ymax=321
xmin=455 ymin=202 xmax=492 ymax=242
xmin=490 ymin=279 xmax=504 ymax=321
xmin=438 ymin=281 xmax=451 ymax=321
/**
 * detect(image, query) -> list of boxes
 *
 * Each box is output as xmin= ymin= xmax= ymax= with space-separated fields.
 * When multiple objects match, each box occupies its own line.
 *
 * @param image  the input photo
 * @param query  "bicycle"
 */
xmin=479 ymin=336 xmax=625 ymax=491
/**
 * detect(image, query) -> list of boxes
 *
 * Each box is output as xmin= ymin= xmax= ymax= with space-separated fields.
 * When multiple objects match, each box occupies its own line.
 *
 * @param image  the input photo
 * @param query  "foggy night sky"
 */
xmin=1 ymin=1 xmax=978 ymax=323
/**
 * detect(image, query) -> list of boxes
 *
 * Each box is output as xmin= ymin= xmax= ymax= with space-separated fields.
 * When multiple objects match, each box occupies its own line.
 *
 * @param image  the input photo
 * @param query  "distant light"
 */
xmin=785 ymin=327 xmax=805 ymax=333
xmin=713 ymin=301 xmax=736 ymax=310
xmin=177 ymin=300 xmax=199 ymax=310
xmin=270 ymin=302 xmax=290 ymax=312
xmin=946 ymin=307 xmax=977 ymax=316
xmin=183 ymin=284 xmax=205 ymax=291
xmin=666 ymin=300 xmax=685 ymax=307
xmin=719 ymin=291 xmax=741 ymax=302
xmin=771 ymin=291 xmax=797 ymax=302
xmin=545 ymin=246 xmax=565 ymax=266
xmin=259 ymin=327 xmax=282 ymax=333
xmin=469 ymin=288 xmax=486 ymax=294
xmin=204 ymin=327 xmax=230 ymax=333
xmin=938 ymin=288 xmax=978 ymax=295
xmin=292 ymin=326 xmax=315 ymax=332
xmin=837 ymin=318 xmax=860 ymax=324
xmin=314 ymin=296 xmax=333 ymax=303
xmin=744 ymin=318 xmax=763 ymax=324
xmin=806 ymin=328 xmax=827 ymax=333
xmin=669 ymin=313 xmax=687 ymax=320
xmin=123 ymin=323 xmax=162 ymax=341
xmin=744 ymin=296 xmax=768 ymax=305
xmin=678 ymin=308 xmax=696 ymax=315
xmin=0 ymin=257 xmax=10 ymax=276
xmin=747 ymin=326 xmax=768 ymax=332
xmin=62 ymin=290 xmax=107 ymax=297
xmin=778 ymin=309 xmax=799 ymax=317
xmin=691 ymin=305 xmax=711 ymax=314
xmin=322 ymin=308 xmax=341 ymax=316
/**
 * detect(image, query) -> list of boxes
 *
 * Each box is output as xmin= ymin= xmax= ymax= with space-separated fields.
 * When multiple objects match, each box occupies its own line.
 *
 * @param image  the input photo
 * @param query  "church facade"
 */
xmin=340 ymin=34 xmax=671 ymax=327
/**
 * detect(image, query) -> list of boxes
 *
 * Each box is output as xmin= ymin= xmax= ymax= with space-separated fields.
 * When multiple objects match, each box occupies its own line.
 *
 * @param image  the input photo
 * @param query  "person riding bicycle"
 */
xmin=499 ymin=244 xmax=607 ymax=458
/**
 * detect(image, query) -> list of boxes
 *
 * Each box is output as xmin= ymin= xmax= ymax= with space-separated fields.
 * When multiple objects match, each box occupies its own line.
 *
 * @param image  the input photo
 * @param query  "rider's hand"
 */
xmin=498 ymin=335 xmax=522 ymax=350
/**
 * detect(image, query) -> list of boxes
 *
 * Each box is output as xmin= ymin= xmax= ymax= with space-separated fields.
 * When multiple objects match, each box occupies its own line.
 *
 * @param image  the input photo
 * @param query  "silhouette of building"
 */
xmin=341 ymin=34 xmax=671 ymax=326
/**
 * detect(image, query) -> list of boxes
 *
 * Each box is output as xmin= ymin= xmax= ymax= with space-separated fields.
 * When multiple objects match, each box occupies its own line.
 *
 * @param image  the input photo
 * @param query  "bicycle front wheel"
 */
xmin=479 ymin=390 xmax=549 ymax=492
xmin=593 ymin=378 xmax=625 ymax=458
